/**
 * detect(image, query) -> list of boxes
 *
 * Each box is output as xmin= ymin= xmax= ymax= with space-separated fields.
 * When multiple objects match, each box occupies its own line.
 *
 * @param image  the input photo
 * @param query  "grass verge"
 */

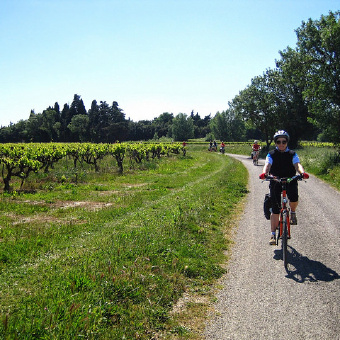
xmin=0 ymin=147 xmax=247 ymax=339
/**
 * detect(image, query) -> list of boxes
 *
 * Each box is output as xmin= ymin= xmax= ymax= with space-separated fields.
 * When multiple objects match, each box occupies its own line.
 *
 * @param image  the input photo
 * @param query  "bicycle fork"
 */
xmin=280 ymin=210 xmax=291 ymax=238
xmin=280 ymin=195 xmax=291 ymax=239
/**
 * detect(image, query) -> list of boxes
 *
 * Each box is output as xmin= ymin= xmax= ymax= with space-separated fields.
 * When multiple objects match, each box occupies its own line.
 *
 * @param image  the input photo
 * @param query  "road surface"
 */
xmin=205 ymin=154 xmax=340 ymax=340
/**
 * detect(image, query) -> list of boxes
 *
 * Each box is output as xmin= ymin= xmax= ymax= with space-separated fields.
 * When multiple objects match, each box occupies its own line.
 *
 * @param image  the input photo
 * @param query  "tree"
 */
xmin=41 ymin=109 xmax=60 ymax=141
xmin=231 ymin=72 xmax=279 ymax=147
xmin=275 ymin=48 xmax=315 ymax=145
xmin=54 ymin=102 xmax=60 ymax=117
xmin=210 ymin=111 xmax=229 ymax=141
xmin=88 ymin=100 xmax=128 ymax=142
xmin=60 ymin=103 xmax=70 ymax=141
xmin=88 ymin=100 xmax=100 ymax=142
xmin=210 ymin=110 xmax=245 ymax=142
xmin=128 ymin=120 xmax=155 ymax=141
xmin=59 ymin=94 xmax=87 ymax=141
xmin=190 ymin=111 xmax=212 ymax=138
xmin=172 ymin=113 xmax=194 ymax=141
xmin=106 ymin=101 xmax=129 ymax=142
xmin=152 ymin=112 xmax=174 ymax=138
xmin=68 ymin=114 xmax=90 ymax=142
xmin=295 ymin=11 xmax=340 ymax=144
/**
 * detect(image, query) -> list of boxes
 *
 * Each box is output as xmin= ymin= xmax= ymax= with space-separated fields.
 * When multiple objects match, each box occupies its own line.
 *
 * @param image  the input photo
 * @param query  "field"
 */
xmin=0 ymin=144 xmax=248 ymax=339
xmin=1 ymin=141 xmax=339 ymax=339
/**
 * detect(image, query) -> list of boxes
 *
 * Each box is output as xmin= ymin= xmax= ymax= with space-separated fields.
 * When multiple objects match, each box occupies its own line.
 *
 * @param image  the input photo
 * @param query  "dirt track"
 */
xmin=205 ymin=154 xmax=340 ymax=340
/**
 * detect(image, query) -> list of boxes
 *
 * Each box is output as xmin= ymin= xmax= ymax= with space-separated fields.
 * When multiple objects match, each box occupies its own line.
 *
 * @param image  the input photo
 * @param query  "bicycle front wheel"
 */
xmin=281 ymin=213 xmax=288 ymax=268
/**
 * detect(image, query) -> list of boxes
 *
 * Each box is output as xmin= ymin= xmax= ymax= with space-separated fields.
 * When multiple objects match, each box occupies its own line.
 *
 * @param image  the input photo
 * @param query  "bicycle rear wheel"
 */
xmin=281 ymin=213 xmax=288 ymax=268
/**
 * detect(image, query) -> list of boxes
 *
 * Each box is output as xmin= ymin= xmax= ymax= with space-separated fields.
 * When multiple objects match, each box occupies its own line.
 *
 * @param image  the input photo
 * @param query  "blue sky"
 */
xmin=0 ymin=0 xmax=338 ymax=127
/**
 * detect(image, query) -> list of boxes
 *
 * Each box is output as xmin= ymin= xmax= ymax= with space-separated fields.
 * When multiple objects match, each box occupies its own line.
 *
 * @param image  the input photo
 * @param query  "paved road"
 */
xmin=205 ymin=154 xmax=340 ymax=340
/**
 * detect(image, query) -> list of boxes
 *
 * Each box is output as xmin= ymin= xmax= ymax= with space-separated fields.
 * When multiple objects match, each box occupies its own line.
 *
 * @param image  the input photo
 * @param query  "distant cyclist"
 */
xmin=252 ymin=140 xmax=261 ymax=163
xmin=220 ymin=141 xmax=225 ymax=154
xmin=213 ymin=140 xmax=217 ymax=151
xmin=259 ymin=130 xmax=309 ymax=245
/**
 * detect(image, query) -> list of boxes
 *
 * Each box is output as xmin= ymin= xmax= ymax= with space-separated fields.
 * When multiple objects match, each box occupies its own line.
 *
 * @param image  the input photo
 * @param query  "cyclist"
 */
xmin=220 ymin=141 xmax=225 ymax=153
xmin=259 ymin=130 xmax=309 ymax=245
xmin=252 ymin=140 xmax=261 ymax=163
xmin=213 ymin=140 xmax=217 ymax=151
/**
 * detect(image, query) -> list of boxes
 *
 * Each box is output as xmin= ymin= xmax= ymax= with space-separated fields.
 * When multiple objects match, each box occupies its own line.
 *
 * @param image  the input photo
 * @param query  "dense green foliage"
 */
xmin=0 ymin=146 xmax=247 ymax=339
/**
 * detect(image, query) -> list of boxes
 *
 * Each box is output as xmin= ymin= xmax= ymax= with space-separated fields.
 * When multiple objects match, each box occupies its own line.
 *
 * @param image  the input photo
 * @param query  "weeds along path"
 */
xmin=0 ymin=150 xmax=248 ymax=338
xmin=206 ymin=154 xmax=340 ymax=340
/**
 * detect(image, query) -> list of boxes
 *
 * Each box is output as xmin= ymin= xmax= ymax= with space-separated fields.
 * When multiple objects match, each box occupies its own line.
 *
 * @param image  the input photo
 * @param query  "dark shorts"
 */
xmin=269 ymin=180 xmax=298 ymax=214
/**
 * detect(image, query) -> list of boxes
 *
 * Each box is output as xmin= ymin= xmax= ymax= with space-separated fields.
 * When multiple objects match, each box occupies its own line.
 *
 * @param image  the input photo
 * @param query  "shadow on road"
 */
xmin=273 ymin=246 xmax=340 ymax=283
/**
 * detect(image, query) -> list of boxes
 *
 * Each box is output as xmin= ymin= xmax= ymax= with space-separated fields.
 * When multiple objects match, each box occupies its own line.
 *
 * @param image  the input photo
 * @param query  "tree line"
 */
xmin=1 ymin=11 xmax=339 ymax=147
xmin=0 ymin=95 xmax=213 ymax=143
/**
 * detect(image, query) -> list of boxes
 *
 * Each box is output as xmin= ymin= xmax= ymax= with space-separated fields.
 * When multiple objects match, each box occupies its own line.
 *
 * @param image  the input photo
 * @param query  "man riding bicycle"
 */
xmin=260 ymin=130 xmax=309 ymax=245
xmin=252 ymin=140 xmax=261 ymax=162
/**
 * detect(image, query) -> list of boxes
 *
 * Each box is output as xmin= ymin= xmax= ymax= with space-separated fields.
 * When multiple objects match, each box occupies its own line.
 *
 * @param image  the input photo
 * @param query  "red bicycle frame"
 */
xmin=279 ymin=180 xmax=290 ymax=240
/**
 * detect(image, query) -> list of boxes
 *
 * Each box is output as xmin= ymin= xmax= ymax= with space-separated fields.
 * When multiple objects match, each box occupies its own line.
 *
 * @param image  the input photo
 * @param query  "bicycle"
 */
xmin=261 ymin=173 xmax=308 ymax=268
xmin=252 ymin=150 xmax=259 ymax=166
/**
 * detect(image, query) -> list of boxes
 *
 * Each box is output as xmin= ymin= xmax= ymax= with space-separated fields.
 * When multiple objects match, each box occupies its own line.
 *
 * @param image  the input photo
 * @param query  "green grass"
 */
xmin=297 ymin=146 xmax=340 ymax=190
xmin=0 ymin=147 xmax=248 ymax=339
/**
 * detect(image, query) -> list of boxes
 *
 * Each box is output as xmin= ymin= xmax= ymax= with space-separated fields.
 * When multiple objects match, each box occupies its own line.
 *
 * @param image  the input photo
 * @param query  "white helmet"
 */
xmin=273 ymin=130 xmax=290 ymax=142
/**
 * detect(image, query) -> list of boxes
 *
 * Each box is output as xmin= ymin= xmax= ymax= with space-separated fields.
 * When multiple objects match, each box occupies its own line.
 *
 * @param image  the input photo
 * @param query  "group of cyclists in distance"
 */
xmin=208 ymin=140 xmax=225 ymax=153
xmin=209 ymin=130 xmax=309 ymax=246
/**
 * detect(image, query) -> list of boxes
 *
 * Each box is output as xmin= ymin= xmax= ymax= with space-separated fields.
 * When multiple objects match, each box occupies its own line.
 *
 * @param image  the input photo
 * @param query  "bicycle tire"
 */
xmin=282 ymin=212 xmax=288 ymax=268
xmin=276 ymin=223 xmax=280 ymax=246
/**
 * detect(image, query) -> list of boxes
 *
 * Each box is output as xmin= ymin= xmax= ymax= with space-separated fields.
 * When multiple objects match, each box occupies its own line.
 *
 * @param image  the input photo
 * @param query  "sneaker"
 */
xmin=269 ymin=235 xmax=276 ymax=245
xmin=290 ymin=211 xmax=297 ymax=225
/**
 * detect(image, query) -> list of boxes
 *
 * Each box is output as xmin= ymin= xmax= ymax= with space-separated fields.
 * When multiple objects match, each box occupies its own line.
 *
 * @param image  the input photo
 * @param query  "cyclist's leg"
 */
xmin=288 ymin=181 xmax=299 ymax=224
xmin=290 ymin=201 xmax=298 ymax=211
xmin=287 ymin=181 xmax=298 ymax=211
xmin=269 ymin=182 xmax=281 ymax=238
xmin=271 ymin=213 xmax=279 ymax=233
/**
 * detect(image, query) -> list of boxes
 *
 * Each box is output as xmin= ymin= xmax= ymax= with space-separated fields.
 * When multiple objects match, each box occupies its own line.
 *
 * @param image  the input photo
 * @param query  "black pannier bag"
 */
xmin=263 ymin=193 xmax=272 ymax=220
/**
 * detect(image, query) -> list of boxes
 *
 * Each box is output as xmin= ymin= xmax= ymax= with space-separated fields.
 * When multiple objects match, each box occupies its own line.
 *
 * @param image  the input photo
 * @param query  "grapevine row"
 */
xmin=0 ymin=142 xmax=184 ymax=192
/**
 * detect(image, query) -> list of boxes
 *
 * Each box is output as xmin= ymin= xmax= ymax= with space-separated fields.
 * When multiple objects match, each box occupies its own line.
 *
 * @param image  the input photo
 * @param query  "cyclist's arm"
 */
xmin=294 ymin=162 xmax=305 ymax=174
xmin=262 ymin=163 xmax=271 ymax=175
xmin=262 ymin=154 xmax=272 ymax=175
xmin=292 ymin=153 xmax=305 ymax=174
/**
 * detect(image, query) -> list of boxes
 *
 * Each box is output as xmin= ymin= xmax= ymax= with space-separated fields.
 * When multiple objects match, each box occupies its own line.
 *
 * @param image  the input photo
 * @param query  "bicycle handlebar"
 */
xmin=259 ymin=173 xmax=309 ymax=182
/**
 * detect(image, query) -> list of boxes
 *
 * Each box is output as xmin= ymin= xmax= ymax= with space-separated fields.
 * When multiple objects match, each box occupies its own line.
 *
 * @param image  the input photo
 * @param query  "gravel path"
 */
xmin=205 ymin=154 xmax=340 ymax=340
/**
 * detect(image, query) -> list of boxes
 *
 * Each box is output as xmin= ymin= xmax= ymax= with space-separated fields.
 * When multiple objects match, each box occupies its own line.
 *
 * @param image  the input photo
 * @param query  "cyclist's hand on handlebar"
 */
xmin=302 ymin=172 xmax=309 ymax=179
xmin=259 ymin=173 xmax=267 ymax=180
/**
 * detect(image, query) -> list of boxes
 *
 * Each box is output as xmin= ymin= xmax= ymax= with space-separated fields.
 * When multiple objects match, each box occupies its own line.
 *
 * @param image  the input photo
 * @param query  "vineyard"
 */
xmin=0 ymin=142 xmax=184 ymax=192
xmin=0 ymin=143 xmax=248 ymax=339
